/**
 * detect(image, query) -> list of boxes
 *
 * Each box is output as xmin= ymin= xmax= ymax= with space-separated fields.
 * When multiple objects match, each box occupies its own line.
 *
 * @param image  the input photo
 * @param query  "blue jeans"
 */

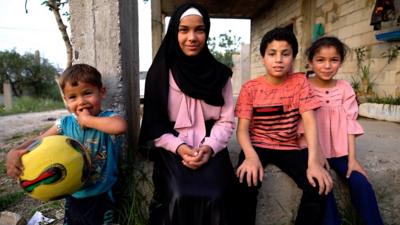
xmin=323 ymin=156 xmax=383 ymax=225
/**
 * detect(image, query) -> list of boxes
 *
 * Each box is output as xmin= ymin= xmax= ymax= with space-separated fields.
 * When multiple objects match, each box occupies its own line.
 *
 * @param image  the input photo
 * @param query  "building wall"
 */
xmin=250 ymin=0 xmax=304 ymax=76
xmin=232 ymin=43 xmax=251 ymax=95
xmin=250 ymin=0 xmax=400 ymax=96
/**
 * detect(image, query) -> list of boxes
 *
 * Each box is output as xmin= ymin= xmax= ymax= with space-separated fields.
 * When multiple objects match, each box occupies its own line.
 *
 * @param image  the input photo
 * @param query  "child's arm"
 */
xmin=6 ymin=124 xmax=59 ymax=179
xmin=77 ymin=109 xmax=127 ymax=135
xmin=236 ymin=118 xmax=264 ymax=187
xmin=341 ymin=81 xmax=367 ymax=179
xmin=302 ymin=110 xmax=333 ymax=195
xmin=346 ymin=134 xmax=368 ymax=179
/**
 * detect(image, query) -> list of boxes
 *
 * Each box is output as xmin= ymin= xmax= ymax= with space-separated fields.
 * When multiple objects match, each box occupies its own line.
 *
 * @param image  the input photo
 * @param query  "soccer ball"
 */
xmin=19 ymin=135 xmax=91 ymax=201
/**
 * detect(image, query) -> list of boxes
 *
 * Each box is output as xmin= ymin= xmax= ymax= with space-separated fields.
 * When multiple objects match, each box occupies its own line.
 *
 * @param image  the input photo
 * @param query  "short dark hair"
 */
xmin=59 ymin=64 xmax=103 ymax=91
xmin=306 ymin=36 xmax=348 ymax=62
xmin=259 ymin=27 xmax=298 ymax=58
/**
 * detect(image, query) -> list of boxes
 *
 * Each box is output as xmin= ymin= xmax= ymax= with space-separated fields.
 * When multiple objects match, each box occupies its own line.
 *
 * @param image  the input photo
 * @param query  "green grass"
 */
xmin=367 ymin=95 xmax=400 ymax=105
xmin=0 ymin=96 xmax=64 ymax=116
xmin=114 ymin=153 xmax=152 ymax=225
xmin=29 ymin=199 xmax=64 ymax=217
xmin=0 ymin=191 xmax=25 ymax=211
xmin=0 ymin=163 xmax=6 ymax=176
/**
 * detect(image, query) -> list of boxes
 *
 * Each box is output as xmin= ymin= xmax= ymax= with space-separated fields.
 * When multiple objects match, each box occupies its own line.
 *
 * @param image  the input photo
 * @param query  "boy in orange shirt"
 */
xmin=235 ymin=27 xmax=332 ymax=225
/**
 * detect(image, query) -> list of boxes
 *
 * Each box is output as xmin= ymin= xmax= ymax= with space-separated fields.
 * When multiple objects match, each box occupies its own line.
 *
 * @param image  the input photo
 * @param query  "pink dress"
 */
xmin=154 ymin=72 xmax=235 ymax=155
xmin=299 ymin=79 xmax=364 ymax=158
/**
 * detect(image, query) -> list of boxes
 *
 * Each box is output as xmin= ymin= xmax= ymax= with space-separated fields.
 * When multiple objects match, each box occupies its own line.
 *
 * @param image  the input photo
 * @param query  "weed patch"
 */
xmin=0 ymin=191 xmax=25 ymax=211
xmin=0 ymin=96 xmax=64 ymax=116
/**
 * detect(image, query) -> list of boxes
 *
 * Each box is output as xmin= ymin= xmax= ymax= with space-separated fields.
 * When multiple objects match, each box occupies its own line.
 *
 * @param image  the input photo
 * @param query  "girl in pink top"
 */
xmin=305 ymin=36 xmax=383 ymax=225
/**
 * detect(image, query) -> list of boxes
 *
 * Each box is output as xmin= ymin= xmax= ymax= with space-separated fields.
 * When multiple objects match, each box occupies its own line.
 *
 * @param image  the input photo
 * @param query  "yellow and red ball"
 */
xmin=19 ymin=135 xmax=91 ymax=201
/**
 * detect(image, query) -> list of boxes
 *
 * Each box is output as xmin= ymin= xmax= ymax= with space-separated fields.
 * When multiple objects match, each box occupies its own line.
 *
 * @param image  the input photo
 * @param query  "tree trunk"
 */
xmin=9 ymin=80 xmax=21 ymax=97
xmin=48 ymin=0 xmax=73 ymax=68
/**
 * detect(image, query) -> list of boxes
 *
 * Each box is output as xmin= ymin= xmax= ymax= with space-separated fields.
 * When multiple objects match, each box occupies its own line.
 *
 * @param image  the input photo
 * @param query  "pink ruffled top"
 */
xmin=299 ymin=80 xmax=364 ymax=158
xmin=154 ymin=72 xmax=235 ymax=155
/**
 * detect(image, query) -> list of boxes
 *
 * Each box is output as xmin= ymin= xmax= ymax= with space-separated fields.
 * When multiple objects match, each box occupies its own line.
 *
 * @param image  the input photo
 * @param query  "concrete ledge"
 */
xmin=253 ymin=161 xmax=400 ymax=225
xmin=227 ymin=118 xmax=400 ymax=225
xmin=359 ymin=103 xmax=400 ymax=122
xmin=256 ymin=165 xmax=300 ymax=225
xmin=143 ymin=119 xmax=399 ymax=224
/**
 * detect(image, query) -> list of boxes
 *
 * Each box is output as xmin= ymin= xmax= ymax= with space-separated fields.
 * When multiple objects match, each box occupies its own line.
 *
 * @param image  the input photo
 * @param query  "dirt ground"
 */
xmin=1 ymin=109 xmax=399 ymax=224
xmin=0 ymin=109 xmax=68 ymax=145
xmin=0 ymin=109 xmax=68 ymax=224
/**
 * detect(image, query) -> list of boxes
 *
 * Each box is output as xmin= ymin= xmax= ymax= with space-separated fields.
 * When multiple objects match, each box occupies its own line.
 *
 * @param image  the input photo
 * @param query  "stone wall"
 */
xmin=250 ymin=0 xmax=400 ymax=97
xmin=250 ymin=0 xmax=306 ymax=77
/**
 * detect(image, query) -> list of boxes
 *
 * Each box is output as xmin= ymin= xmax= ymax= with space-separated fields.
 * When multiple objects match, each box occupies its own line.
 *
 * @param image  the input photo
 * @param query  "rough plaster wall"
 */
xmin=231 ymin=44 xmax=251 ymax=95
xmin=231 ymin=54 xmax=242 ymax=95
xmin=240 ymin=44 xmax=251 ymax=87
xmin=70 ymin=0 xmax=123 ymax=111
xmin=69 ymin=0 xmax=140 ymax=147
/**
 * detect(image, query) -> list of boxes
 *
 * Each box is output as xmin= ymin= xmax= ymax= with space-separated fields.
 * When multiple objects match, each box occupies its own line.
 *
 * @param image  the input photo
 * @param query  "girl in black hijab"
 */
xmin=139 ymin=2 xmax=237 ymax=225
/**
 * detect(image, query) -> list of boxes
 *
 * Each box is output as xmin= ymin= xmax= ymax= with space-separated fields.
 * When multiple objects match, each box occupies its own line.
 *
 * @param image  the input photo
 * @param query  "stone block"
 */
xmin=316 ymin=0 xmax=327 ymax=8
xmin=338 ymin=24 xmax=356 ymax=39
xmin=266 ymin=132 xmax=399 ymax=225
xmin=324 ymin=14 xmax=347 ymax=33
xmin=256 ymin=165 xmax=301 ymax=225
xmin=352 ymin=20 xmax=372 ymax=35
xmin=315 ymin=16 xmax=325 ymax=24
xmin=248 ymin=153 xmax=400 ymax=225
xmin=327 ymin=11 xmax=339 ymax=23
xmin=338 ymin=1 xmax=355 ymax=16
xmin=321 ymin=1 xmax=335 ymax=13
xmin=344 ymin=31 xmax=375 ymax=48
xmin=338 ymin=20 xmax=370 ymax=39
xmin=0 ymin=211 xmax=26 ymax=225
xmin=345 ymin=6 xmax=372 ymax=24
xmin=339 ymin=60 xmax=357 ymax=74
xmin=374 ymin=64 xmax=395 ymax=84
xmin=334 ymin=0 xmax=352 ymax=5
xmin=359 ymin=103 xmax=400 ymax=122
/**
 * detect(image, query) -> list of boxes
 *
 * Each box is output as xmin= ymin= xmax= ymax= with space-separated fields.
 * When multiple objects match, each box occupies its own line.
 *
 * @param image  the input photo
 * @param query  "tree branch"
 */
xmin=47 ymin=0 xmax=72 ymax=68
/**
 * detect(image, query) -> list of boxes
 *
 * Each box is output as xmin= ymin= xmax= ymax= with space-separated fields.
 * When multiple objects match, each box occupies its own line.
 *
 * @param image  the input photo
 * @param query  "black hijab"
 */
xmin=139 ymin=3 xmax=232 ymax=144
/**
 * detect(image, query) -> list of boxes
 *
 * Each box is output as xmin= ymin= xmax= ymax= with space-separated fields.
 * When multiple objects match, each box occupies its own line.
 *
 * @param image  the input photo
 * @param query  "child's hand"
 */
xmin=236 ymin=156 xmax=264 ymax=187
xmin=76 ymin=109 xmax=92 ymax=129
xmin=320 ymin=157 xmax=330 ymax=170
xmin=6 ymin=149 xmax=28 ymax=179
xmin=306 ymin=160 xmax=333 ymax=195
xmin=346 ymin=159 xmax=368 ymax=180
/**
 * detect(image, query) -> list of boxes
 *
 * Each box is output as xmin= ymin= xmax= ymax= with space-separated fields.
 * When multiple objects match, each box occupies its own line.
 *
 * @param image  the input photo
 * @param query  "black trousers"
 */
xmin=64 ymin=192 xmax=114 ymax=225
xmin=149 ymin=148 xmax=237 ymax=225
xmin=236 ymin=147 xmax=327 ymax=225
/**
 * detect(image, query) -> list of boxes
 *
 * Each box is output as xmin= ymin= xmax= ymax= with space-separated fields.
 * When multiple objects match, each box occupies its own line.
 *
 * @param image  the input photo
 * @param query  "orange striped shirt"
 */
xmin=235 ymin=73 xmax=320 ymax=150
